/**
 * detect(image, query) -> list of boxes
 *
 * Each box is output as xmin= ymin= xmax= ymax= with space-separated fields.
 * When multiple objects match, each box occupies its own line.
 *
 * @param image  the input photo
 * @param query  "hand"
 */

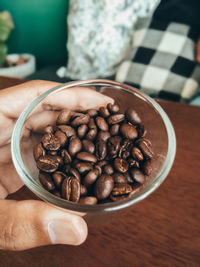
xmin=0 ymin=80 xmax=113 ymax=250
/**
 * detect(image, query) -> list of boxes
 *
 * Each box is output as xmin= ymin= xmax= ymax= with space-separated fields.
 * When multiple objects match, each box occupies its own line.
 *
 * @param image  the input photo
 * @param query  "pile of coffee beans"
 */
xmin=33 ymin=103 xmax=153 ymax=205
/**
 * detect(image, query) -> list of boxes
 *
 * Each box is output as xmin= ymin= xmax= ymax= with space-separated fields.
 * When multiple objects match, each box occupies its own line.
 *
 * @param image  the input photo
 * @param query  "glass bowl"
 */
xmin=11 ymin=79 xmax=176 ymax=225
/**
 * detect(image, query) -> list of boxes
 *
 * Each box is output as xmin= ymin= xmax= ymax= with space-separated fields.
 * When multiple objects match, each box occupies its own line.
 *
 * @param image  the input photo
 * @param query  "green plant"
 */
xmin=0 ymin=11 xmax=14 ymax=67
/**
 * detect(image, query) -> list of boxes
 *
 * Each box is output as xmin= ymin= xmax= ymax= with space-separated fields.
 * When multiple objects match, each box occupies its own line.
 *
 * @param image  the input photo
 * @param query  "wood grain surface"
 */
xmin=0 ymin=77 xmax=200 ymax=267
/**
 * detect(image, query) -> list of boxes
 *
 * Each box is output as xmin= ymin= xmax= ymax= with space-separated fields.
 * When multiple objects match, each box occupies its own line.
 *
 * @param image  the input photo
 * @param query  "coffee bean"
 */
xmin=61 ymin=149 xmax=72 ymax=164
xmin=76 ymin=152 xmax=97 ymax=163
xmin=86 ymin=128 xmax=97 ymax=140
xmin=94 ymin=165 xmax=102 ymax=176
xmin=143 ymin=160 xmax=152 ymax=175
xmin=37 ymin=155 xmax=59 ymax=172
xmin=122 ymin=151 xmax=130 ymax=159
xmin=131 ymin=168 xmax=145 ymax=184
xmin=47 ymin=150 xmax=57 ymax=156
xmin=97 ymin=131 xmax=111 ymax=142
xmin=52 ymin=171 xmax=66 ymax=188
xmin=71 ymin=114 xmax=90 ymax=127
xmin=68 ymin=137 xmax=82 ymax=156
xmin=75 ymin=162 xmax=93 ymax=174
xmin=137 ymin=139 xmax=153 ymax=159
xmin=62 ymin=177 xmax=80 ymax=202
xmin=136 ymin=124 xmax=147 ymax=138
xmin=82 ymin=139 xmax=95 ymax=154
xmin=107 ymin=114 xmax=125 ymax=125
xmin=119 ymin=139 xmax=132 ymax=158
xmin=129 ymin=183 xmax=142 ymax=196
xmin=126 ymin=107 xmax=142 ymax=125
xmin=99 ymin=107 xmax=110 ymax=118
xmin=132 ymin=147 xmax=144 ymax=161
xmin=114 ymin=158 xmax=129 ymax=173
xmin=96 ymin=116 xmax=109 ymax=131
xmin=77 ymin=124 xmax=88 ymax=139
xmin=84 ymin=168 xmax=99 ymax=186
xmin=107 ymin=136 xmax=121 ymax=158
xmin=112 ymin=184 xmax=132 ymax=196
xmin=41 ymin=133 xmax=61 ymax=151
xmin=94 ymin=174 xmax=114 ymax=200
xmin=33 ymin=143 xmax=46 ymax=161
xmin=127 ymin=158 xmax=140 ymax=168
xmin=113 ymin=173 xmax=127 ymax=184
xmin=44 ymin=125 xmax=56 ymax=134
xmin=103 ymin=164 xmax=114 ymax=175
xmin=67 ymin=168 xmax=81 ymax=182
xmin=88 ymin=118 xmax=97 ymax=129
xmin=57 ymin=125 xmax=76 ymax=137
xmin=124 ymin=171 xmax=134 ymax=184
xmin=79 ymin=196 xmax=98 ymax=205
xmin=54 ymin=155 xmax=64 ymax=166
xmin=110 ymin=124 xmax=120 ymax=136
xmin=120 ymin=123 xmax=138 ymax=140
xmin=87 ymin=109 xmax=98 ymax=117
xmin=97 ymin=160 xmax=108 ymax=167
xmin=107 ymin=103 xmax=120 ymax=113
xmin=39 ymin=172 xmax=55 ymax=191
xmin=96 ymin=140 xmax=107 ymax=160
xmin=54 ymin=130 xmax=67 ymax=147
xmin=56 ymin=110 xmax=71 ymax=125
xmin=80 ymin=184 xmax=88 ymax=196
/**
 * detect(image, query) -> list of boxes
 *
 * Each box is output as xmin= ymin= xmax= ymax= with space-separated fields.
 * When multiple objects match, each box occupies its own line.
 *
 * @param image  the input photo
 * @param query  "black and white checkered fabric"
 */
xmin=115 ymin=18 xmax=200 ymax=101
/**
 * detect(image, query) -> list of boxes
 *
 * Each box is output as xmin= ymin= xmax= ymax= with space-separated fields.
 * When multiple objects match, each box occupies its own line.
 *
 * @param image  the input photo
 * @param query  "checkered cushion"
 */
xmin=115 ymin=18 xmax=200 ymax=101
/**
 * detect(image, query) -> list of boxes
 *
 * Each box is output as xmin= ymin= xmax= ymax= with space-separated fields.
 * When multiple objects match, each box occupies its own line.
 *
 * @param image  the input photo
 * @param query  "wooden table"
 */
xmin=0 ymin=76 xmax=200 ymax=267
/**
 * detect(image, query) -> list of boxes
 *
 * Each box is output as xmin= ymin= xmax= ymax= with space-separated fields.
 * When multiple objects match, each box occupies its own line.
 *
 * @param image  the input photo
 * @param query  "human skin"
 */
xmin=0 ymin=80 xmax=113 ymax=251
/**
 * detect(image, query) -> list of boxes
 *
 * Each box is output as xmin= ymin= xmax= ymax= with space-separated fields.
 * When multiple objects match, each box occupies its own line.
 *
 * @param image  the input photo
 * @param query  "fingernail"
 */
xmin=48 ymin=219 xmax=79 ymax=245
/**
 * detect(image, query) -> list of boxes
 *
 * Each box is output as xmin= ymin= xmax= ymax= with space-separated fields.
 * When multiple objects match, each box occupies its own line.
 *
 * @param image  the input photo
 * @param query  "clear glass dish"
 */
xmin=11 ymin=79 xmax=176 ymax=225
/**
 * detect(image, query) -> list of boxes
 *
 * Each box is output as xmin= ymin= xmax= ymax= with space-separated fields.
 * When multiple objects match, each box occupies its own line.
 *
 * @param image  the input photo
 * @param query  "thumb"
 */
xmin=0 ymin=199 xmax=88 ymax=251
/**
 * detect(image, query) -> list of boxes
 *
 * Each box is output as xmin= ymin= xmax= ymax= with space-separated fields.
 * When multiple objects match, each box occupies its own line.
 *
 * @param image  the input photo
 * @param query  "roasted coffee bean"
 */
xmin=107 ymin=114 xmax=125 ymax=125
xmin=120 ymin=123 xmax=138 ymax=140
xmin=110 ymin=124 xmax=120 ymax=136
xmin=94 ymin=165 xmax=102 ymax=176
xmin=54 ymin=130 xmax=67 ymax=147
xmin=88 ymin=118 xmax=97 ymax=129
xmin=107 ymin=103 xmax=120 ymax=113
xmin=131 ymin=168 xmax=145 ymax=184
xmin=119 ymin=139 xmax=132 ymax=157
xmin=47 ymin=150 xmax=57 ymax=156
xmin=79 ymin=196 xmax=98 ymax=205
xmin=61 ymin=149 xmax=72 ymax=164
xmin=94 ymin=174 xmax=114 ymax=200
xmin=96 ymin=140 xmax=107 ymax=160
xmin=57 ymin=125 xmax=76 ymax=137
xmin=114 ymin=158 xmax=129 ymax=173
xmin=52 ymin=171 xmax=66 ymax=188
xmin=103 ymin=164 xmax=114 ymax=175
xmin=87 ymin=109 xmax=98 ymax=117
xmin=71 ymin=114 xmax=90 ymax=127
xmin=99 ymin=107 xmax=110 ymax=118
xmin=95 ymin=116 xmax=109 ymax=131
xmin=86 ymin=128 xmax=97 ymax=140
xmin=97 ymin=160 xmax=108 ymax=167
xmin=136 ymin=124 xmax=146 ymax=138
xmin=126 ymin=107 xmax=142 ymax=125
xmin=52 ymin=190 xmax=61 ymax=198
xmin=77 ymin=124 xmax=88 ymax=138
xmin=37 ymin=155 xmax=59 ymax=172
xmin=127 ymin=158 xmax=140 ymax=168
xmin=77 ymin=152 xmax=97 ymax=163
xmin=129 ymin=183 xmax=142 ymax=196
xmin=143 ymin=160 xmax=152 ymax=175
xmin=137 ymin=138 xmax=153 ymax=159
xmin=33 ymin=143 xmax=45 ymax=161
xmin=75 ymin=162 xmax=93 ymax=174
xmin=113 ymin=173 xmax=127 ymax=184
xmin=44 ymin=125 xmax=56 ymax=134
xmin=84 ymin=168 xmax=99 ymax=187
xmin=97 ymin=131 xmax=111 ymax=142
xmin=122 ymin=151 xmax=130 ymax=159
xmin=82 ymin=139 xmax=95 ymax=154
xmin=68 ymin=137 xmax=82 ymax=156
xmin=67 ymin=168 xmax=81 ymax=182
xmin=39 ymin=172 xmax=55 ymax=191
xmin=41 ymin=133 xmax=61 ymax=151
xmin=124 ymin=172 xmax=134 ymax=184
xmin=132 ymin=147 xmax=144 ymax=161
xmin=107 ymin=136 xmax=121 ymax=158
xmin=62 ymin=177 xmax=80 ymax=202
xmin=112 ymin=184 xmax=132 ymax=196
xmin=55 ymin=155 xmax=64 ymax=166
xmin=80 ymin=184 xmax=88 ymax=196
xmin=56 ymin=110 xmax=71 ymax=125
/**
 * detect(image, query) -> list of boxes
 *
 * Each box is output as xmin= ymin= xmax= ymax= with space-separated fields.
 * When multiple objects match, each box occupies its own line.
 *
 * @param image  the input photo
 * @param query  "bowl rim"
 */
xmin=11 ymin=79 xmax=176 ymax=213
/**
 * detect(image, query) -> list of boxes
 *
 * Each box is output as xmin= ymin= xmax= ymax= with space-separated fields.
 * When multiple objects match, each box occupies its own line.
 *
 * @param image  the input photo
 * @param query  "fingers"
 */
xmin=0 ymin=200 xmax=88 ymax=251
